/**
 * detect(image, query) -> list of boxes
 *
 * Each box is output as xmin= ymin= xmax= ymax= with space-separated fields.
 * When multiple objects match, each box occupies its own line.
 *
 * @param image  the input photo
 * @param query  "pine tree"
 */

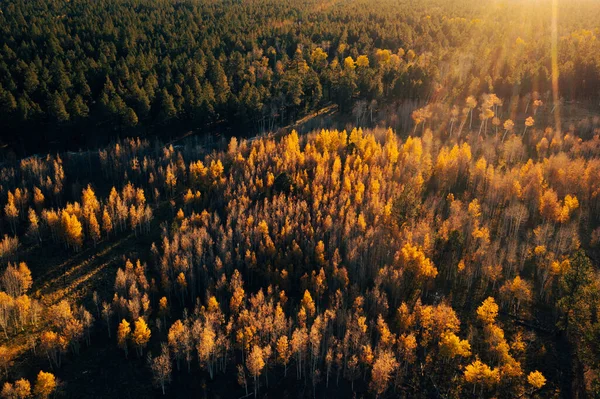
xmin=159 ymin=89 xmax=177 ymax=123
xmin=123 ymin=107 xmax=138 ymax=127
xmin=49 ymin=92 xmax=69 ymax=122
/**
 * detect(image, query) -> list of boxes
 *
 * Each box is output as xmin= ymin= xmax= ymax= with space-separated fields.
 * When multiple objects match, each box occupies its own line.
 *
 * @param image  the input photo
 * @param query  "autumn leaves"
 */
xmin=0 ymin=112 xmax=598 ymax=397
xmin=412 ymin=93 xmax=538 ymax=143
xmin=117 ymin=318 xmax=151 ymax=359
xmin=465 ymin=297 xmax=546 ymax=395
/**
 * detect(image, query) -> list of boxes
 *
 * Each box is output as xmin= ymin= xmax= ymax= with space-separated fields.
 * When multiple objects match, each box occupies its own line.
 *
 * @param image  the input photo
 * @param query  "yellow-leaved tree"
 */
xmin=132 ymin=318 xmax=151 ymax=357
xmin=117 ymin=319 xmax=131 ymax=358
xmin=33 ymin=371 xmax=56 ymax=399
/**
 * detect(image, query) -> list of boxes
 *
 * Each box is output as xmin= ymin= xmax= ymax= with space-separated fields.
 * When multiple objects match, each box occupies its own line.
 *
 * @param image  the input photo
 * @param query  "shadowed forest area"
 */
xmin=1 ymin=0 xmax=600 ymax=398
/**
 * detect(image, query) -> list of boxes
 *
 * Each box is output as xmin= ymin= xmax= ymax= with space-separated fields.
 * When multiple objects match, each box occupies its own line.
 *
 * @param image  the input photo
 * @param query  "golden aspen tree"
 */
xmin=61 ymin=211 xmax=83 ymax=251
xmin=39 ymin=331 xmax=60 ymax=368
xmin=132 ymin=317 xmax=151 ymax=357
xmin=533 ymin=99 xmax=543 ymax=114
xmin=1 ymin=382 xmax=15 ymax=399
xmin=439 ymin=331 xmax=472 ymax=359
xmin=556 ymin=194 xmax=579 ymax=223
xmin=33 ymin=187 xmax=44 ymax=211
xmin=300 ymin=290 xmax=316 ymax=317
xmin=14 ymin=379 xmax=30 ymax=399
xmin=276 ymin=335 xmax=291 ymax=377
xmin=308 ymin=316 xmax=323 ymax=382
xmin=2 ymin=262 xmax=32 ymax=297
xmin=356 ymin=55 xmax=369 ymax=68
xmin=2 ymin=378 xmax=30 ymax=399
xmin=369 ymin=350 xmax=398 ymax=398
xmin=492 ymin=116 xmax=501 ymax=134
xmin=183 ymin=189 xmax=194 ymax=210
xmin=197 ymin=324 xmax=216 ymax=379
xmin=101 ymin=208 xmax=112 ymax=238
xmin=88 ymin=211 xmax=101 ymax=245
xmin=167 ymin=320 xmax=185 ymax=370
xmin=376 ymin=315 xmax=394 ymax=349
xmin=398 ymin=333 xmax=417 ymax=366
xmin=502 ymin=119 xmax=515 ymax=141
xmin=290 ymin=327 xmax=308 ymax=380
xmin=477 ymin=297 xmax=498 ymax=325
xmin=478 ymin=106 xmax=494 ymax=136
xmin=375 ymin=48 xmax=391 ymax=64
xmin=499 ymin=276 xmax=532 ymax=315
xmin=0 ymin=293 xmax=13 ymax=338
xmin=344 ymin=56 xmax=356 ymax=70
xmin=527 ymin=370 xmax=546 ymax=389
xmin=262 ymin=344 xmax=273 ymax=389
xmin=81 ymin=185 xmax=100 ymax=220
xmin=14 ymin=295 xmax=31 ymax=330
xmin=230 ymin=285 xmax=245 ymax=314
xmin=11 ymin=379 xmax=30 ymax=399
xmin=247 ymin=345 xmax=265 ymax=398
xmin=176 ymin=273 xmax=186 ymax=304
xmin=28 ymin=208 xmax=40 ymax=242
xmin=63 ymin=315 xmax=84 ymax=355
xmin=397 ymin=242 xmax=438 ymax=279
xmin=209 ymin=159 xmax=224 ymax=182
xmin=539 ymin=189 xmax=560 ymax=221
xmin=33 ymin=371 xmax=56 ymax=399
xmin=523 ymin=116 xmax=535 ymax=136
xmin=129 ymin=204 xmax=139 ymax=234
xmin=158 ymin=297 xmax=168 ymax=325
xmin=464 ymin=360 xmax=499 ymax=394
xmin=18 ymin=263 xmax=32 ymax=294
xmin=510 ymin=331 xmax=526 ymax=355
xmin=314 ymin=241 xmax=326 ymax=267
xmin=4 ymin=195 xmax=18 ymax=234
xmin=0 ymin=346 xmax=14 ymax=377
xmin=397 ymin=302 xmax=415 ymax=333
xmin=135 ymin=188 xmax=145 ymax=207
xmin=117 ymin=319 xmax=131 ymax=358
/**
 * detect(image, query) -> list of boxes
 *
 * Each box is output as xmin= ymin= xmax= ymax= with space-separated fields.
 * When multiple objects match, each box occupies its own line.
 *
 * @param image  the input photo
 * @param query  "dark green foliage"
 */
xmin=0 ymin=0 xmax=599 ymax=152
xmin=273 ymin=172 xmax=293 ymax=195
xmin=0 ymin=0 xmax=556 ymax=151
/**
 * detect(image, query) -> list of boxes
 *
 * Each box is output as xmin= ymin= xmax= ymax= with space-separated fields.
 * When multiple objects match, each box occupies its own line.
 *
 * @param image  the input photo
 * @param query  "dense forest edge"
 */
xmin=2 ymin=0 xmax=600 ymax=154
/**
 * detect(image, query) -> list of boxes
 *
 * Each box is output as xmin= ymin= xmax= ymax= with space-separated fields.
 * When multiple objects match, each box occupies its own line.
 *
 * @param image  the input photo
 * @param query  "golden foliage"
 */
xmin=527 ymin=370 xmax=546 ymax=389
xmin=33 ymin=371 xmax=56 ymax=399
xmin=477 ymin=297 xmax=498 ymax=325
